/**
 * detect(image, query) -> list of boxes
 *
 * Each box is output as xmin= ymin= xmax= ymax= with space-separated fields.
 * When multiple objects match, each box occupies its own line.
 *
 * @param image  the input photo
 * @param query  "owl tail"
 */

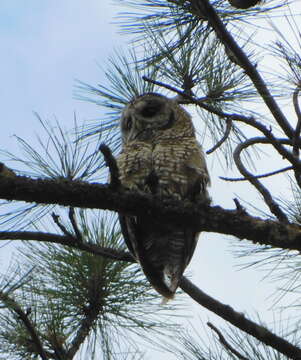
xmin=138 ymin=252 xmax=180 ymax=300
xmin=119 ymin=215 xmax=197 ymax=299
xmin=140 ymin=231 xmax=196 ymax=299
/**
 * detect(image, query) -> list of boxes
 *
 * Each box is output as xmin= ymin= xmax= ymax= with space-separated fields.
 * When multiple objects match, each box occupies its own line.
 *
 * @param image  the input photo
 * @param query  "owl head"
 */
xmin=120 ymin=93 xmax=194 ymax=143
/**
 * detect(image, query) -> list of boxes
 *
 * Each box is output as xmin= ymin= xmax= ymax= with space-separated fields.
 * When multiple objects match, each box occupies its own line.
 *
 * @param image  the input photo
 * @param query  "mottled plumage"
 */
xmin=117 ymin=93 xmax=210 ymax=299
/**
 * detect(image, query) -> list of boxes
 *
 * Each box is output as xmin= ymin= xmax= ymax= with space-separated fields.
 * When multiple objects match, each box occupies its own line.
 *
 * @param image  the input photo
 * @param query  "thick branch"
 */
xmin=0 ymin=290 xmax=49 ymax=360
xmin=189 ymin=0 xmax=294 ymax=139
xmin=0 ymin=176 xmax=301 ymax=251
xmin=180 ymin=277 xmax=301 ymax=360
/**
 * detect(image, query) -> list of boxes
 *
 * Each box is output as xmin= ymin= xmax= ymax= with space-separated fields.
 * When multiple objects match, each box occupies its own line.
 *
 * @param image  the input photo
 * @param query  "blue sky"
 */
xmin=0 ymin=1 xmax=300 ymax=359
xmin=1 ymin=1 xmax=121 ymax=146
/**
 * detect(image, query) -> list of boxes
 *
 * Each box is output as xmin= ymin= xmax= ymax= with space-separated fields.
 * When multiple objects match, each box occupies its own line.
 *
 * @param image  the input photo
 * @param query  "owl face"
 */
xmin=121 ymin=93 xmax=176 ymax=143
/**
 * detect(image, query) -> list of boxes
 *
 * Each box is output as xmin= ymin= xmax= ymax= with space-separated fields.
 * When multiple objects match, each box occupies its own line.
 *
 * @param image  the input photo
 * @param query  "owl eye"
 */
xmin=124 ymin=116 xmax=132 ymax=130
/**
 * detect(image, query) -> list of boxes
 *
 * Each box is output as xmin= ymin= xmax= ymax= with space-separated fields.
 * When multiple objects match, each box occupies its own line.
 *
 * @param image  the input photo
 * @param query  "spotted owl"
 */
xmin=117 ymin=93 xmax=210 ymax=299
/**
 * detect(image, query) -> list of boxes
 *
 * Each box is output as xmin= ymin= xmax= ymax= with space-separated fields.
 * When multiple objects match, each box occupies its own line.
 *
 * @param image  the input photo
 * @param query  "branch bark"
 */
xmin=0 ymin=175 xmax=301 ymax=252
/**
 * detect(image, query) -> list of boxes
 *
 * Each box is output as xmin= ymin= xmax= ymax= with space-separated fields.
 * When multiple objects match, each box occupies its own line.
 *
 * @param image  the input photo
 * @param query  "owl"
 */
xmin=117 ymin=93 xmax=210 ymax=299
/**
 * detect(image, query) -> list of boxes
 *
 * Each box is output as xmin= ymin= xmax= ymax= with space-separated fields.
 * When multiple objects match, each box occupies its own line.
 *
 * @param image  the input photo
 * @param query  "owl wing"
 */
xmin=118 ymin=141 xmax=210 ymax=299
xmin=119 ymin=213 xmax=178 ymax=298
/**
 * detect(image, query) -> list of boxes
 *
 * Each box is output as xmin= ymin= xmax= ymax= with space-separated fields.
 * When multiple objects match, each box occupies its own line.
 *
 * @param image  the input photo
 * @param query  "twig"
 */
xmin=293 ymin=87 xmax=301 ymax=157
xmin=142 ymin=76 xmax=208 ymax=104
xmin=0 ymin=290 xmax=49 ymax=360
xmin=207 ymin=322 xmax=249 ymax=360
xmin=188 ymin=0 xmax=294 ymax=139
xmin=99 ymin=143 xmax=121 ymax=189
xmin=206 ymin=119 xmax=232 ymax=154
xmin=233 ymin=198 xmax=246 ymax=214
xmin=233 ymin=137 xmax=289 ymax=223
xmin=220 ymin=166 xmax=293 ymax=181
xmin=0 ymin=231 xmax=135 ymax=262
xmin=292 ymin=86 xmax=301 ymax=189
xmin=52 ymin=212 xmax=73 ymax=238
xmin=180 ymin=277 xmax=301 ymax=360
xmin=68 ymin=207 xmax=83 ymax=242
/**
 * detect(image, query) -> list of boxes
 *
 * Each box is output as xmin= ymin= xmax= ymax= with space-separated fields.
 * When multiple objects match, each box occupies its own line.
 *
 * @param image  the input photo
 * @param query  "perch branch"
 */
xmin=1 ymin=175 xmax=301 ymax=251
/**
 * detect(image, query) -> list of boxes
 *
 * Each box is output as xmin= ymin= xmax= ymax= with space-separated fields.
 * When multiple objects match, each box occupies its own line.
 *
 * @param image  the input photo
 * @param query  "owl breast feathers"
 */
xmin=117 ymin=93 xmax=210 ymax=299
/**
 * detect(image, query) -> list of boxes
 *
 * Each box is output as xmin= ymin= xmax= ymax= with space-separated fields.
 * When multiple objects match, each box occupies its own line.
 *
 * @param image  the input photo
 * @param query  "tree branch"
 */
xmin=1 ymin=176 xmax=301 ymax=251
xmin=0 ymin=290 xmax=49 ymax=360
xmin=188 ymin=0 xmax=294 ymax=139
xmin=99 ymin=143 xmax=121 ymax=189
xmin=293 ymin=87 xmax=301 ymax=157
xmin=68 ymin=207 xmax=83 ymax=242
xmin=1 ymin=230 xmax=299 ymax=359
xmin=143 ymin=76 xmax=301 ymax=171
xmin=220 ymin=166 xmax=293 ymax=182
xmin=0 ymin=231 xmax=134 ymax=262
xmin=52 ymin=212 xmax=74 ymax=238
xmin=233 ymin=137 xmax=289 ymax=223
xmin=180 ymin=277 xmax=301 ymax=360
xmin=206 ymin=119 xmax=232 ymax=154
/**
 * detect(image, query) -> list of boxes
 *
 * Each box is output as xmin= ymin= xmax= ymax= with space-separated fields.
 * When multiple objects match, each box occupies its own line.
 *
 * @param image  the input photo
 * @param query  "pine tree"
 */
xmin=0 ymin=0 xmax=301 ymax=359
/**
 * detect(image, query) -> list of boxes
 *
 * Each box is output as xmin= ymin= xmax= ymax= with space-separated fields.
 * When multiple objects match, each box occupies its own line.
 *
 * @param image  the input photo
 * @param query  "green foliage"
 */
xmin=0 ymin=213 xmax=178 ymax=359
xmin=0 ymin=117 xmax=103 ymax=231
xmin=0 ymin=0 xmax=301 ymax=359
xmin=75 ymin=49 xmax=159 ymax=147
xmin=163 ymin=320 xmax=300 ymax=359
